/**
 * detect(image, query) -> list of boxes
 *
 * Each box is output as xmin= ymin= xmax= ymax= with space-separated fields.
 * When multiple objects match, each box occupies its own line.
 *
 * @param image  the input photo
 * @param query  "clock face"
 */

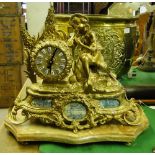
xmin=63 ymin=102 xmax=87 ymax=121
xmin=35 ymin=46 xmax=66 ymax=76
xmin=33 ymin=43 xmax=72 ymax=81
xmin=32 ymin=40 xmax=72 ymax=81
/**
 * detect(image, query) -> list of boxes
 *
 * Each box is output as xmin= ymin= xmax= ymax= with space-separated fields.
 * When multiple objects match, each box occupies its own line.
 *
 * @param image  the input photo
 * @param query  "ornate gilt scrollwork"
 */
xmin=9 ymin=92 xmax=142 ymax=133
xmin=93 ymin=28 xmax=125 ymax=74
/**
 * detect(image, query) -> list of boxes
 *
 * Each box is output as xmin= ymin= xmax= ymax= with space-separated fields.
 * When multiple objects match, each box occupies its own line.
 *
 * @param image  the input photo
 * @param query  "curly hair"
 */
xmin=69 ymin=13 xmax=89 ymax=29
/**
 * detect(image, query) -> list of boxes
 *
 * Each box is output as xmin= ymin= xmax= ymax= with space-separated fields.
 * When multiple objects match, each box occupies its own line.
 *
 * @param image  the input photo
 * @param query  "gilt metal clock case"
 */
xmin=31 ymin=40 xmax=72 ymax=82
xmin=5 ymin=7 xmax=149 ymax=145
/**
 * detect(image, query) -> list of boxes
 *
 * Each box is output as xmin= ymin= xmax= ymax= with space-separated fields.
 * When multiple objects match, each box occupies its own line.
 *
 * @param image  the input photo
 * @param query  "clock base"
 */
xmin=7 ymin=82 xmax=149 ymax=133
xmin=4 ymin=110 xmax=148 ymax=144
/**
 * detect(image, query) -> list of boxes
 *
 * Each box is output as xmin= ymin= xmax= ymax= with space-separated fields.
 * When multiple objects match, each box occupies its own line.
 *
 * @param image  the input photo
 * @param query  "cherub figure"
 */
xmin=68 ymin=13 xmax=119 ymax=92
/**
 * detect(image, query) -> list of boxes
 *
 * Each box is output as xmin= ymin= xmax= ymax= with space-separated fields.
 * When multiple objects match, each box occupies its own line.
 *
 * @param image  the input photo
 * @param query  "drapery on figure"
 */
xmin=68 ymin=13 xmax=119 ymax=92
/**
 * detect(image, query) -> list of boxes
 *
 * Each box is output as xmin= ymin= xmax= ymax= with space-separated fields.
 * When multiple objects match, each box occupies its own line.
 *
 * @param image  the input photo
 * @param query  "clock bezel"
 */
xmin=59 ymin=95 xmax=91 ymax=124
xmin=31 ymin=40 xmax=72 ymax=82
xmin=63 ymin=101 xmax=87 ymax=122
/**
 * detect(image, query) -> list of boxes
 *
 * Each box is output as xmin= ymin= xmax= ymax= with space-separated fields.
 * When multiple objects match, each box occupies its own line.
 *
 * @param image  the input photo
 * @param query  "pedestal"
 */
xmin=4 ymin=110 xmax=149 ymax=144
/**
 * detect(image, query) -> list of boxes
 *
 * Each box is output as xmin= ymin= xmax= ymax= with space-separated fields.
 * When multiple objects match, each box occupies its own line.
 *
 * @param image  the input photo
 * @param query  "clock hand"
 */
xmin=47 ymin=48 xmax=58 ymax=74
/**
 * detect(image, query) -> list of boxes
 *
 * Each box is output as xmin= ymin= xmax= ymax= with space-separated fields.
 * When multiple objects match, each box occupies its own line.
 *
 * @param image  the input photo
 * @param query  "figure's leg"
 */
xmin=97 ymin=62 xmax=117 ymax=80
xmin=80 ymin=53 xmax=94 ymax=90
xmin=94 ymin=52 xmax=117 ymax=80
xmin=80 ymin=54 xmax=91 ymax=79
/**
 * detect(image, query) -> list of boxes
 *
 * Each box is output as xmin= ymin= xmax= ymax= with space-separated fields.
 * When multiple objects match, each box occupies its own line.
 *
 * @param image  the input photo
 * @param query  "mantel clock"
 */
xmin=5 ymin=6 xmax=149 ymax=144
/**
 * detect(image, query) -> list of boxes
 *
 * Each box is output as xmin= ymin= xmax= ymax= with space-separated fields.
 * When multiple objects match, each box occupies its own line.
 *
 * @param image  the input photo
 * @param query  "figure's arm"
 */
xmin=67 ymin=33 xmax=76 ymax=47
xmin=74 ymin=32 xmax=97 ymax=53
xmin=76 ymin=38 xmax=92 ymax=51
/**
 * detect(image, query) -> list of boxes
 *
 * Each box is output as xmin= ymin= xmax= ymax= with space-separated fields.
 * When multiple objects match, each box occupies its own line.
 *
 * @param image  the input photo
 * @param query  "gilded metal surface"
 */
xmin=21 ymin=6 xmax=70 ymax=83
xmin=7 ymin=6 xmax=148 ymax=143
xmin=55 ymin=14 xmax=138 ymax=76
xmin=5 ymin=110 xmax=149 ymax=144
xmin=67 ymin=13 xmax=121 ymax=91
xmin=94 ymin=28 xmax=125 ymax=73
xmin=9 ymin=86 xmax=142 ymax=133
xmin=21 ymin=28 xmax=37 ymax=83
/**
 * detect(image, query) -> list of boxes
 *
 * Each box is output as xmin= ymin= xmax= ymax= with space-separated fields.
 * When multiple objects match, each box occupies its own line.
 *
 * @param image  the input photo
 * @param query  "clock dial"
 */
xmin=49 ymin=48 xmax=66 ymax=76
xmin=35 ymin=45 xmax=67 ymax=79
xmin=32 ymin=40 xmax=72 ymax=82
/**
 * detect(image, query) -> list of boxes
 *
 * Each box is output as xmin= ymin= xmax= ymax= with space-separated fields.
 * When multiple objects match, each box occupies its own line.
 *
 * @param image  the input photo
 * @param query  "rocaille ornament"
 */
xmin=5 ymin=6 xmax=149 ymax=144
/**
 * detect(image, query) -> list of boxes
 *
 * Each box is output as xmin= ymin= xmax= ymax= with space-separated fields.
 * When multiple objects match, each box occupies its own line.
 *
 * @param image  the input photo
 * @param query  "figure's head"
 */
xmin=69 ymin=14 xmax=89 ymax=34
